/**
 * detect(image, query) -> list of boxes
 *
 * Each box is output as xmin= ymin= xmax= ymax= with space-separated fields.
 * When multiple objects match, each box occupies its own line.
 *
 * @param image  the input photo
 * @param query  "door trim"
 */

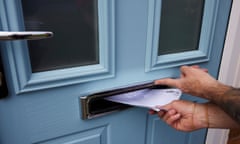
xmin=206 ymin=0 xmax=240 ymax=143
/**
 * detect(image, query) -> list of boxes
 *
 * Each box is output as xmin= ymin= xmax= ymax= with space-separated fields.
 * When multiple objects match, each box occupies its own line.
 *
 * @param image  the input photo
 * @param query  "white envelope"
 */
xmin=105 ymin=88 xmax=182 ymax=111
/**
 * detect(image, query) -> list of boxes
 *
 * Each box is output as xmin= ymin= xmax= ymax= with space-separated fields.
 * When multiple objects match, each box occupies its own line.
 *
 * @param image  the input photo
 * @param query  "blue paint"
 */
xmin=0 ymin=0 xmax=232 ymax=143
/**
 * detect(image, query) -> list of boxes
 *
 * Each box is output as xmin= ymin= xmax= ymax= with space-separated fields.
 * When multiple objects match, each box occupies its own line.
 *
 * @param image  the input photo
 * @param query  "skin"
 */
xmin=151 ymin=65 xmax=240 ymax=131
xmin=150 ymin=101 xmax=239 ymax=132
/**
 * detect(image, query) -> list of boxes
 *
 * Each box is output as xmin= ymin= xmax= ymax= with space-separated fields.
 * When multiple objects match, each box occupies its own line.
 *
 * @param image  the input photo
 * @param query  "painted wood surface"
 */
xmin=0 ymin=0 xmax=232 ymax=144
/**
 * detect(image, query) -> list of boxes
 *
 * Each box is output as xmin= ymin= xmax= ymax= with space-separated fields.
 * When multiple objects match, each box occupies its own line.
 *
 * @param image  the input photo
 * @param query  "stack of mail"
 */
xmin=105 ymin=88 xmax=182 ymax=111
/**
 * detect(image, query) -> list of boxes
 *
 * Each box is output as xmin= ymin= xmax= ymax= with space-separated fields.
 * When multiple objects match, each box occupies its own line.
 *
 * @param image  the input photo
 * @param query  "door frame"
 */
xmin=206 ymin=0 xmax=240 ymax=143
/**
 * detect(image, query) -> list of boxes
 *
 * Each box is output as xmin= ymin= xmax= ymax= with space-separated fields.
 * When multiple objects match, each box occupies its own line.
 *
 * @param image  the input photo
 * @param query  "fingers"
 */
xmin=157 ymin=110 xmax=166 ymax=117
xmin=201 ymin=68 xmax=208 ymax=73
xmin=191 ymin=65 xmax=200 ymax=69
xmin=155 ymin=65 xmax=208 ymax=89
xmin=154 ymin=78 xmax=180 ymax=88
xmin=166 ymin=113 xmax=181 ymax=126
xmin=151 ymin=108 xmax=181 ymax=127
xmin=180 ymin=65 xmax=190 ymax=76
xmin=182 ymin=65 xmax=208 ymax=74
xmin=149 ymin=108 xmax=167 ymax=115
xmin=159 ymin=109 xmax=181 ymax=125
xmin=148 ymin=109 xmax=157 ymax=115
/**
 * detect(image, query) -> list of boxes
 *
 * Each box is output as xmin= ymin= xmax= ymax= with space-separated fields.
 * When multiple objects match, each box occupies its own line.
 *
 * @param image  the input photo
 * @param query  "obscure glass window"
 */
xmin=22 ymin=0 xmax=99 ymax=72
xmin=158 ymin=0 xmax=205 ymax=55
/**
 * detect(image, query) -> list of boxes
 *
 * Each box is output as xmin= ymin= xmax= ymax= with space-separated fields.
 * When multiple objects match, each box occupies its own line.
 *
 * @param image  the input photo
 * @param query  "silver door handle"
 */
xmin=0 ymin=31 xmax=53 ymax=41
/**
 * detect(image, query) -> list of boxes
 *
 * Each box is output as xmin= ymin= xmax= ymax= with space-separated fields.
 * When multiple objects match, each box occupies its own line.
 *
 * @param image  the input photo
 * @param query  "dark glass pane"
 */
xmin=22 ymin=0 xmax=99 ymax=72
xmin=158 ymin=0 xmax=205 ymax=55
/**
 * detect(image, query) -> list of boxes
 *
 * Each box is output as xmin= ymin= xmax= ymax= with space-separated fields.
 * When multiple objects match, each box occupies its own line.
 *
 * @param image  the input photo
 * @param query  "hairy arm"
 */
xmin=210 ymin=87 xmax=240 ymax=124
xmin=155 ymin=65 xmax=240 ymax=125
xmin=206 ymin=102 xmax=240 ymax=129
xmin=153 ymin=100 xmax=239 ymax=131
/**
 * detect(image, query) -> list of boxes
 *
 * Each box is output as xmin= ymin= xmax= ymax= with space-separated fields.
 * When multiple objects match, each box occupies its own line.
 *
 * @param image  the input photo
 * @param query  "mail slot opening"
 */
xmin=88 ymin=97 xmax=130 ymax=115
xmin=81 ymin=94 xmax=130 ymax=120
xmin=80 ymin=82 xmax=172 ymax=120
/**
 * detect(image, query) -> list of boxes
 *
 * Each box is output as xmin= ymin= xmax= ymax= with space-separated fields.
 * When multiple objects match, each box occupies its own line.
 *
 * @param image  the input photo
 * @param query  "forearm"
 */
xmin=206 ymin=103 xmax=240 ymax=129
xmin=211 ymin=87 xmax=240 ymax=124
xmin=202 ymin=82 xmax=231 ymax=100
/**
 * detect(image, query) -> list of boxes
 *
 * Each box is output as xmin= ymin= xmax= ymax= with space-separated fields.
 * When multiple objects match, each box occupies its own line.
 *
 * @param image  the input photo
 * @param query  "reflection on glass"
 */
xmin=22 ymin=0 xmax=99 ymax=72
xmin=158 ymin=0 xmax=205 ymax=55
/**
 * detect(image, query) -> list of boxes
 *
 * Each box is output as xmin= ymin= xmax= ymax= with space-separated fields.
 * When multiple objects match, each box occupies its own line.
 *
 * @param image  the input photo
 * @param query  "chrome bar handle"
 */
xmin=0 ymin=31 xmax=53 ymax=98
xmin=0 ymin=31 xmax=53 ymax=41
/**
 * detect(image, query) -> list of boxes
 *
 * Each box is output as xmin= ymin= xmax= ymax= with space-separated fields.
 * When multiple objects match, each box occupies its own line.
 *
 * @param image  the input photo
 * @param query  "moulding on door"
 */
xmin=145 ymin=0 xmax=220 ymax=72
xmin=0 ymin=0 xmax=116 ymax=94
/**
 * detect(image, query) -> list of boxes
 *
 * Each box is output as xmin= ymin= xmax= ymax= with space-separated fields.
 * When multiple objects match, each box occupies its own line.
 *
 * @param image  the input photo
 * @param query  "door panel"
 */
xmin=0 ymin=0 xmax=115 ymax=93
xmin=0 ymin=0 xmax=232 ymax=144
xmin=146 ymin=0 xmax=224 ymax=71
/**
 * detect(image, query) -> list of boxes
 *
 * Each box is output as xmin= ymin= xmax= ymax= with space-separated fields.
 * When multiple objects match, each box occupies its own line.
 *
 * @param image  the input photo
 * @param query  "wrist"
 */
xmin=194 ymin=103 xmax=209 ymax=129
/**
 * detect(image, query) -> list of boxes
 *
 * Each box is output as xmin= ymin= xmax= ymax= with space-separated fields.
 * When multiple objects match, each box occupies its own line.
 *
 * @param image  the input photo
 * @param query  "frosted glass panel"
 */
xmin=158 ymin=0 xmax=204 ymax=55
xmin=22 ymin=0 xmax=99 ymax=72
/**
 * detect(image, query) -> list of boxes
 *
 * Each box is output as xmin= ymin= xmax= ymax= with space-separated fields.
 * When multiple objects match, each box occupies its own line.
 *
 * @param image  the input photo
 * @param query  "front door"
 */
xmin=0 ymin=0 xmax=232 ymax=144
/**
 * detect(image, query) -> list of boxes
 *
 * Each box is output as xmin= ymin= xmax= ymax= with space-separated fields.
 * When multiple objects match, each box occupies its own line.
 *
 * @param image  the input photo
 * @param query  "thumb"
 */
xmin=156 ymin=102 xmax=174 ymax=112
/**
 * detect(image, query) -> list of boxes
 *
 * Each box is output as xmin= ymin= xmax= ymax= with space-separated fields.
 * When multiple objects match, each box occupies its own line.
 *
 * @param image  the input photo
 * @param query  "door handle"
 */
xmin=0 ymin=31 xmax=53 ymax=40
xmin=0 ymin=31 xmax=53 ymax=98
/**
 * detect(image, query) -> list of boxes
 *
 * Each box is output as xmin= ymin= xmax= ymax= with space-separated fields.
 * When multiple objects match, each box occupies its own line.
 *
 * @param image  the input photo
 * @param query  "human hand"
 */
xmin=149 ymin=100 xmax=240 ymax=131
xmin=154 ymin=65 xmax=229 ymax=100
xmin=150 ymin=100 xmax=208 ymax=132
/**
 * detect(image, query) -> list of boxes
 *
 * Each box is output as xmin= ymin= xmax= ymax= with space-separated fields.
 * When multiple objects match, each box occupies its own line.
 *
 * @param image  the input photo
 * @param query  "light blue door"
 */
xmin=0 ymin=0 xmax=232 ymax=144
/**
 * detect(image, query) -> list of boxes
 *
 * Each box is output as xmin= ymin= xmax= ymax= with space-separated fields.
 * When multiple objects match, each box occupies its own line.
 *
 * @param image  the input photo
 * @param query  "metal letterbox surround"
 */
xmin=80 ymin=82 xmax=169 ymax=120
